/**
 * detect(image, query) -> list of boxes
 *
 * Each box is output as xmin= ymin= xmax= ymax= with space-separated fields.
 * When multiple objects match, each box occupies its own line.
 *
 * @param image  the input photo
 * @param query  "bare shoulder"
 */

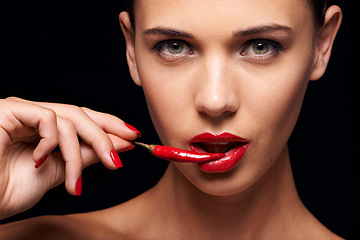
xmin=0 ymin=215 xmax=81 ymax=240
xmin=84 ymin=190 xmax=160 ymax=239
xmin=308 ymin=228 xmax=345 ymax=240
xmin=294 ymin=211 xmax=345 ymax=240
xmin=0 ymin=190 xmax=157 ymax=240
xmin=0 ymin=213 xmax=125 ymax=240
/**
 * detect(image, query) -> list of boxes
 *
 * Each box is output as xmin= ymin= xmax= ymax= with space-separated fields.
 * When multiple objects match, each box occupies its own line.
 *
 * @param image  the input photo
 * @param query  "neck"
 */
xmin=152 ymin=145 xmax=306 ymax=239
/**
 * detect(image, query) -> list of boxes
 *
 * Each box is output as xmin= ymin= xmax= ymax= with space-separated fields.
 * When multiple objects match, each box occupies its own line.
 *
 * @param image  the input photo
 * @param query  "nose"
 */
xmin=194 ymin=56 xmax=239 ymax=118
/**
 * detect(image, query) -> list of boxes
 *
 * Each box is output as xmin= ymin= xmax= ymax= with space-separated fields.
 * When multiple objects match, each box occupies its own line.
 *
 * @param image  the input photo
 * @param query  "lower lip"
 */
xmin=190 ymin=144 xmax=249 ymax=173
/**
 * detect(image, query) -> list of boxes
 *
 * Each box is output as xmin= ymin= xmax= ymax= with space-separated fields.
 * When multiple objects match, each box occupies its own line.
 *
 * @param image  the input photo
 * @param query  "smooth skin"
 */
xmin=0 ymin=0 xmax=342 ymax=239
xmin=0 ymin=97 xmax=138 ymax=219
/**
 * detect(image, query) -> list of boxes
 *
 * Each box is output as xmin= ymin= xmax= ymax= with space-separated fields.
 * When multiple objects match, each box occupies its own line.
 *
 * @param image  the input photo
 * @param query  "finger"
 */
xmin=2 ymin=97 xmax=59 ymax=164
xmin=59 ymin=107 xmax=122 ymax=169
xmin=80 ymin=107 xmax=141 ymax=140
xmin=11 ymin=99 xmax=127 ymax=169
xmin=32 ymin=109 xmax=59 ymax=164
xmin=57 ymin=116 xmax=82 ymax=196
xmin=80 ymin=134 xmax=134 ymax=168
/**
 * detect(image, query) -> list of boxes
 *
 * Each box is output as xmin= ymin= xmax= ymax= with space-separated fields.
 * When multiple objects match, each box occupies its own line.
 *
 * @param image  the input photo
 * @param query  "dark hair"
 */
xmin=311 ymin=0 xmax=328 ymax=27
xmin=126 ymin=0 xmax=135 ymax=29
xmin=126 ymin=0 xmax=327 ymax=28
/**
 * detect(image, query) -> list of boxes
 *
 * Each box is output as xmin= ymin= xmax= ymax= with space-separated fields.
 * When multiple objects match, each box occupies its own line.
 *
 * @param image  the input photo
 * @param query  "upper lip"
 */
xmin=189 ymin=132 xmax=248 ymax=154
xmin=190 ymin=132 xmax=248 ymax=143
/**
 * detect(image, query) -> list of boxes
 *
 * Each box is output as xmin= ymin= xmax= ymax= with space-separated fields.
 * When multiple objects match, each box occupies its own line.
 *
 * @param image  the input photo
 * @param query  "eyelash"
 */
xmin=240 ymin=39 xmax=285 ymax=61
xmin=151 ymin=39 xmax=284 ymax=63
xmin=151 ymin=39 xmax=194 ymax=62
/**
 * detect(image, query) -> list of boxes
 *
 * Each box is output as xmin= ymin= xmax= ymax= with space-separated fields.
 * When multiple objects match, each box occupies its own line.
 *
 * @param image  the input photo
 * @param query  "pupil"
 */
xmin=257 ymin=43 xmax=264 ymax=50
xmin=172 ymin=43 xmax=179 ymax=49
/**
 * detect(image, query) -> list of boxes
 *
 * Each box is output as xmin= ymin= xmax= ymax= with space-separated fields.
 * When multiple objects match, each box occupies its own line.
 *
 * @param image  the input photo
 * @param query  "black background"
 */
xmin=1 ymin=0 xmax=351 ymax=238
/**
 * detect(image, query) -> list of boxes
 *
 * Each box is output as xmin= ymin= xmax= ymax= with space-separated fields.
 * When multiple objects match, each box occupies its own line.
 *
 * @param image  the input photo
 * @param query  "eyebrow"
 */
xmin=143 ymin=24 xmax=292 ymax=39
xmin=143 ymin=27 xmax=194 ymax=39
xmin=233 ymin=24 xmax=292 ymax=37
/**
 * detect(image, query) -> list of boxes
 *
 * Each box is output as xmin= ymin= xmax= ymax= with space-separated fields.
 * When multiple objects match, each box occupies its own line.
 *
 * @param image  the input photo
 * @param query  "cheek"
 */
xmin=241 ymin=53 xmax=314 ymax=166
xmin=248 ymin=72 xmax=307 ymax=140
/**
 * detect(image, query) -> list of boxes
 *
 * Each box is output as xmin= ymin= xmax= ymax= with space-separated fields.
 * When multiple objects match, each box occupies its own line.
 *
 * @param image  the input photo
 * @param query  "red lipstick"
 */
xmin=134 ymin=142 xmax=225 ymax=163
xmin=189 ymin=132 xmax=249 ymax=173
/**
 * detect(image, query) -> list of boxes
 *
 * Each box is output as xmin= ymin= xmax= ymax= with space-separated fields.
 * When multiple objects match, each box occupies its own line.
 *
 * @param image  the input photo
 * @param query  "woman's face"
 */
xmin=127 ymin=0 xmax=319 ymax=195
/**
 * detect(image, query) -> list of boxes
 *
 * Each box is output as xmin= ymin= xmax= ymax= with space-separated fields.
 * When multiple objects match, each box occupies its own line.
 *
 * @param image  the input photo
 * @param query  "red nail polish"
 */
xmin=125 ymin=123 xmax=141 ymax=137
xmin=110 ymin=149 xmax=123 ymax=168
xmin=75 ymin=176 xmax=82 ymax=197
xmin=35 ymin=155 xmax=48 ymax=168
xmin=119 ymin=145 xmax=135 ymax=152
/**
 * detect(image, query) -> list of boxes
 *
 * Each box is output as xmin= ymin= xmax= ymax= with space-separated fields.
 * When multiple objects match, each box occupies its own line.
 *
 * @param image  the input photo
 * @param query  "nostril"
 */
xmin=194 ymin=88 xmax=239 ymax=117
xmin=196 ymin=101 xmax=239 ymax=118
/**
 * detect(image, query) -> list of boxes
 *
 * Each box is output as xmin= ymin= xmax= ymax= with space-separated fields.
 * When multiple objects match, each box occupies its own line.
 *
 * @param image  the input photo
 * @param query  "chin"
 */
xmin=173 ymin=159 xmax=267 ymax=197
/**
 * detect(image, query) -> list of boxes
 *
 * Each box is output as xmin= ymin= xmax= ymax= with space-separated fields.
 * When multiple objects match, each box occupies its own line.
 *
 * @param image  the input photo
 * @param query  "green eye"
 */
xmin=252 ymin=41 xmax=269 ymax=55
xmin=167 ymin=41 xmax=184 ymax=54
xmin=152 ymin=39 xmax=193 ymax=62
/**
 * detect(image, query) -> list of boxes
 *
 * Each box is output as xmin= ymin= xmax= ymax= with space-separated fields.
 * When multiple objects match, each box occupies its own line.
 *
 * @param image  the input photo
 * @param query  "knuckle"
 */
xmin=80 ymin=107 xmax=91 ymax=112
xmin=42 ymin=108 xmax=57 ymax=122
xmin=1 ymin=97 xmax=20 ymax=106
xmin=4 ymin=96 xmax=20 ymax=102
xmin=69 ymin=105 xmax=83 ymax=114
xmin=59 ymin=117 xmax=76 ymax=132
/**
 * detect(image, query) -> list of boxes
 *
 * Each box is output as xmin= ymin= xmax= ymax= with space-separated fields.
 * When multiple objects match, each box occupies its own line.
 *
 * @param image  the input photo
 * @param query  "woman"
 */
xmin=0 ymin=0 xmax=344 ymax=239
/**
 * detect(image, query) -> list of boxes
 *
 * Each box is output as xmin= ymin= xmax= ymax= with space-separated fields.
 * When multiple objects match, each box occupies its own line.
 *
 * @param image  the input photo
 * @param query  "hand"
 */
xmin=0 ymin=97 xmax=140 ymax=219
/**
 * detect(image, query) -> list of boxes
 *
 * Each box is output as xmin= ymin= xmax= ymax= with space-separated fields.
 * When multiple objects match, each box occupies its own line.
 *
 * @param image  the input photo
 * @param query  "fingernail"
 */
xmin=119 ymin=145 xmax=135 ymax=152
xmin=75 ymin=176 xmax=82 ymax=197
xmin=35 ymin=155 xmax=48 ymax=168
xmin=110 ymin=149 xmax=123 ymax=168
xmin=125 ymin=123 xmax=141 ymax=137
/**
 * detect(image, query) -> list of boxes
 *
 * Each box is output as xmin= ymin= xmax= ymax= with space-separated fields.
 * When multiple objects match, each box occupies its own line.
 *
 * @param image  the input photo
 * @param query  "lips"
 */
xmin=189 ymin=132 xmax=249 ymax=173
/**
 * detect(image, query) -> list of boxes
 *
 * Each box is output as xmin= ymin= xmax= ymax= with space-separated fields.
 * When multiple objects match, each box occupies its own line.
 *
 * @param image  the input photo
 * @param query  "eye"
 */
xmin=252 ymin=41 xmax=270 ymax=55
xmin=167 ymin=41 xmax=184 ymax=54
xmin=240 ymin=39 xmax=284 ymax=61
xmin=152 ymin=40 xmax=193 ymax=62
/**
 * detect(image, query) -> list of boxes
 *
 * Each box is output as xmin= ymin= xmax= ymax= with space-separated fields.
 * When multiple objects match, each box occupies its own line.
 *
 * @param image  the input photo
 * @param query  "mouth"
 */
xmin=189 ymin=132 xmax=249 ymax=173
xmin=192 ymin=142 xmax=244 ymax=154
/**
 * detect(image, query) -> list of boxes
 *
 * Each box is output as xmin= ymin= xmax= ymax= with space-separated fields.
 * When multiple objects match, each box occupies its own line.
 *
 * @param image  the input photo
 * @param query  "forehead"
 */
xmin=135 ymin=0 xmax=312 ymax=33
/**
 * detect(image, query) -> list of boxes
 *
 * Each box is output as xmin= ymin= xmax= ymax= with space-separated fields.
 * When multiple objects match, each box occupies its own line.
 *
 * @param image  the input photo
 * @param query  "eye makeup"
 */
xmin=240 ymin=38 xmax=286 ymax=63
xmin=143 ymin=24 xmax=293 ymax=64
xmin=151 ymin=39 xmax=194 ymax=62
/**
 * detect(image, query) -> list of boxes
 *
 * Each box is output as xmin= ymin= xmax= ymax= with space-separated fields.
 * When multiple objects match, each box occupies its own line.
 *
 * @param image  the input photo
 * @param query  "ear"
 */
xmin=119 ymin=11 xmax=142 ymax=86
xmin=310 ymin=5 xmax=342 ymax=81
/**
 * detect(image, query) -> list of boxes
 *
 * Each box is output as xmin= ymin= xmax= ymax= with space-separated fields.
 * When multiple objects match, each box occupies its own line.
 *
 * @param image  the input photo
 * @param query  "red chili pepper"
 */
xmin=134 ymin=142 xmax=225 ymax=163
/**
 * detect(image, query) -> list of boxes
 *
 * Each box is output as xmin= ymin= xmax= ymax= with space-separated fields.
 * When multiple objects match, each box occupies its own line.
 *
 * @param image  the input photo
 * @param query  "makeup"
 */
xmin=125 ymin=123 xmax=141 ymax=137
xmin=189 ymin=132 xmax=249 ymax=173
xmin=110 ymin=149 xmax=123 ymax=168
xmin=75 ymin=176 xmax=82 ymax=197
xmin=35 ymin=155 xmax=48 ymax=169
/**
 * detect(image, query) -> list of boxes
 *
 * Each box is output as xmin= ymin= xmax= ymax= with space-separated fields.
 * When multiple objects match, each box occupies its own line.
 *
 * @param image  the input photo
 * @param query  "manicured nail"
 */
xmin=75 ymin=176 xmax=82 ymax=197
xmin=35 ymin=155 xmax=48 ymax=169
xmin=125 ymin=123 xmax=141 ymax=137
xmin=119 ymin=145 xmax=135 ymax=152
xmin=110 ymin=149 xmax=123 ymax=168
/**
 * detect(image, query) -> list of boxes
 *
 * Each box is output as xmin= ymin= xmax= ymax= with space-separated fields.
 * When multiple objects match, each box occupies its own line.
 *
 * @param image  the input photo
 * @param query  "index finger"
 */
xmin=2 ymin=97 xmax=59 ymax=162
xmin=80 ymin=107 xmax=141 ymax=140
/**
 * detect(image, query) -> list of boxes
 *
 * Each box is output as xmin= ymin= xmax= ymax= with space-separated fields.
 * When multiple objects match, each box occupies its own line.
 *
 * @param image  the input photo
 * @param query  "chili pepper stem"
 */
xmin=133 ymin=141 xmax=156 ymax=153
